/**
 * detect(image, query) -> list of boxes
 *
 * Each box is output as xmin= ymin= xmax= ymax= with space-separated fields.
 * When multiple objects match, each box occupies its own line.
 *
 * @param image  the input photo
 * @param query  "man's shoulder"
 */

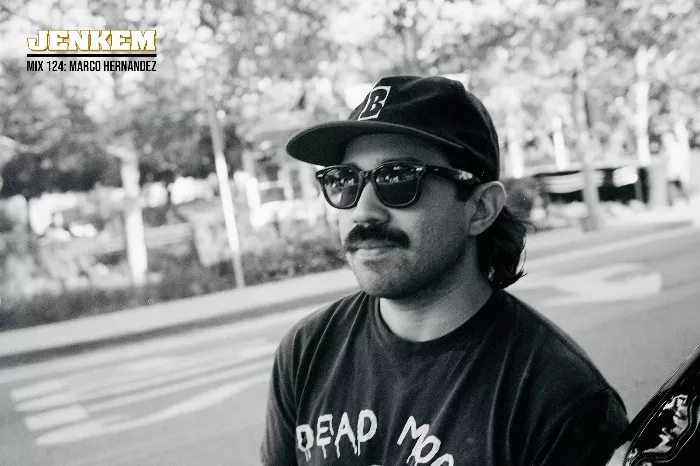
xmin=277 ymin=290 xmax=369 ymax=352
xmin=500 ymin=290 xmax=613 ymax=390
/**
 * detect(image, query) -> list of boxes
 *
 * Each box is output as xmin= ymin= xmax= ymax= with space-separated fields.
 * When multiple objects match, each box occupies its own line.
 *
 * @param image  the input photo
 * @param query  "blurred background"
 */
xmin=0 ymin=0 xmax=698 ymax=330
xmin=1 ymin=1 xmax=700 ymax=465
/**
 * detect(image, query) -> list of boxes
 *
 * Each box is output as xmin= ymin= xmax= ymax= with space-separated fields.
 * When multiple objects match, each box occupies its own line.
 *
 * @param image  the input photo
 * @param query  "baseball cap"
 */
xmin=286 ymin=75 xmax=500 ymax=181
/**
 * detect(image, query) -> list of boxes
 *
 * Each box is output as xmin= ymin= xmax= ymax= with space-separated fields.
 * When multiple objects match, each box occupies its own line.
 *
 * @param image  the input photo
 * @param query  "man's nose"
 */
xmin=351 ymin=182 xmax=390 ymax=224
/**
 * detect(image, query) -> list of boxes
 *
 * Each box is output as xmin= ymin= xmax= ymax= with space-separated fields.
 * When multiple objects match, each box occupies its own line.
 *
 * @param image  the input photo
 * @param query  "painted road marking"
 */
xmin=0 ymin=306 xmax=315 ymax=384
xmin=88 ymin=359 xmax=271 ymax=412
xmin=20 ymin=359 xmax=270 ymax=432
xmin=35 ymin=373 xmax=270 ymax=446
xmin=16 ymin=392 xmax=78 ymax=413
xmin=15 ymin=343 xmax=276 ymax=412
xmin=512 ymin=262 xmax=663 ymax=306
xmin=10 ymin=380 xmax=64 ymax=401
xmin=525 ymin=225 xmax=697 ymax=269
xmin=9 ymin=338 xmax=267 ymax=406
xmin=562 ymin=279 xmax=700 ymax=333
xmin=11 ymin=339 xmax=275 ymax=446
xmin=61 ymin=340 xmax=265 ymax=393
xmin=25 ymin=405 xmax=89 ymax=431
xmin=543 ymin=263 xmax=663 ymax=306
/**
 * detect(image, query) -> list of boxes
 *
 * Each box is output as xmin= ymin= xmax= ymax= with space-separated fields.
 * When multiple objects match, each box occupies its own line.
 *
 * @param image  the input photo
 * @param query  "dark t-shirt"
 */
xmin=261 ymin=289 xmax=628 ymax=466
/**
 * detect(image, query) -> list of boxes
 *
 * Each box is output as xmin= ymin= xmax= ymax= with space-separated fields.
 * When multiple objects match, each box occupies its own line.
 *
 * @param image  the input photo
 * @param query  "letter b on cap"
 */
xmin=357 ymin=86 xmax=391 ymax=120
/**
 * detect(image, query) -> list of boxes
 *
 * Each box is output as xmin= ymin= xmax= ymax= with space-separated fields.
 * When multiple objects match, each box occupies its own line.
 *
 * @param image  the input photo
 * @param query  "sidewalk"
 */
xmin=0 ymin=268 xmax=360 ymax=363
xmin=0 ymin=203 xmax=696 ymax=364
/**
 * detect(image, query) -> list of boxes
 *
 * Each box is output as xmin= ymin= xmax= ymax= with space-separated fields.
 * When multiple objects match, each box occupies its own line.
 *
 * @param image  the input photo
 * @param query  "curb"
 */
xmin=0 ymin=284 xmax=358 ymax=367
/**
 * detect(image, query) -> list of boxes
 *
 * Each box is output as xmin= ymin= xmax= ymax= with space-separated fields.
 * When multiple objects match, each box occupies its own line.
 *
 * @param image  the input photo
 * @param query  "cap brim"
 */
xmin=286 ymin=121 xmax=465 ymax=167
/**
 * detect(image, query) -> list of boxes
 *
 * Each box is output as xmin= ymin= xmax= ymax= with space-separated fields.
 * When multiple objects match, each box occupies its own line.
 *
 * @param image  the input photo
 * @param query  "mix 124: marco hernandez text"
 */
xmin=67 ymin=59 xmax=156 ymax=71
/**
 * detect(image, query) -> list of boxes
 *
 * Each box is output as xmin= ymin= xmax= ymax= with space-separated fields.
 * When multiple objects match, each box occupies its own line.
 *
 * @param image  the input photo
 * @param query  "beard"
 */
xmin=347 ymin=235 xmax=470 ymax=300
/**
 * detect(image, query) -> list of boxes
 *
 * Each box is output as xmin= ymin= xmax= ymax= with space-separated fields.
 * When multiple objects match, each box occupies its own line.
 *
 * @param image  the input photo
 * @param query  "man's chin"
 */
xmin=357 ymin=284 xmax=408 ymax=299
xmin=351 ymin=268 xmax=415 ymax=299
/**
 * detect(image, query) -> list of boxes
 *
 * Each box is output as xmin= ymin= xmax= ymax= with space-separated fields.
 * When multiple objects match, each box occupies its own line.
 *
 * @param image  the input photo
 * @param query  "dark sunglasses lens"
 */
xmin=322 ymin=167 xmax=361 ymax=208
xmin=374 ymin=164 xmax=420 ymax=206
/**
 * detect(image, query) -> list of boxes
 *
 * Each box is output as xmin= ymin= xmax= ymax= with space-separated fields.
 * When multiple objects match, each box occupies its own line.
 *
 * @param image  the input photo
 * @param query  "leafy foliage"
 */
xmin=0 ymin=0 xmax=698 ymax=196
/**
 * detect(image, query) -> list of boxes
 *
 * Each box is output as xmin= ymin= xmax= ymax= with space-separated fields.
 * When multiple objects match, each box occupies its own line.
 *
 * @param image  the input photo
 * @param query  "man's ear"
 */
xmin=466 ymin=181 xmax=507 ymax=236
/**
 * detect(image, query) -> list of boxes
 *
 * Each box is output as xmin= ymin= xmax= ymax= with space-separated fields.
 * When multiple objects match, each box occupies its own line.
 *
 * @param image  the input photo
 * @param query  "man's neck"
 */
xmin=378 ymin=269 xmax=494 ymax=342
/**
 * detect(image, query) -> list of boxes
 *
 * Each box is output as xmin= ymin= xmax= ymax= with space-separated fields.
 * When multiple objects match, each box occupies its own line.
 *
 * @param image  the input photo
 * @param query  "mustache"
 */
xmin=342 ymin=223 xmax=410 ymax=253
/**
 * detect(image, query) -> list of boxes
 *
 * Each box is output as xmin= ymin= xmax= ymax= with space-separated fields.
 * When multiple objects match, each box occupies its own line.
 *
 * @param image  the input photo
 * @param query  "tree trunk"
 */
xmin=120 ymin=154 xmax=148 ymax=287
xmin=648 ymin=141 xmax=670 ymax=209
xmin=505 ymin=123 xmax=524 ymax=179
xmin=552 ymin=116 xmax=568 ymax=170
xmin=673 ymin=118 xmax=691 ymax=186
xmin=23 ymin=195 xmax=33 ymax=234
xmin=207 ymin=99 xmax=245 ymax=288
xmin=572 ymin=70 xmax=601 ymax=232
xmin=634 ymin=47 xmax=652 ymax=168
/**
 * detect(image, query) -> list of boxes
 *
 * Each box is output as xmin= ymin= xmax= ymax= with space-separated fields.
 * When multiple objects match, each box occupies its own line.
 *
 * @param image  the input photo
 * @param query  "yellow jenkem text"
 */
xmin=27 ymin=30 xmax=157 ymax=52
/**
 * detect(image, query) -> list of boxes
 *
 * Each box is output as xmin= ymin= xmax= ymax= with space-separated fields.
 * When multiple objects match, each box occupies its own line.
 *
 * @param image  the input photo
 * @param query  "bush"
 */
xmin=241 ymin=234 xmax=345 ymax=285
xmin=0 ymin=228 xmax=346 ymax=331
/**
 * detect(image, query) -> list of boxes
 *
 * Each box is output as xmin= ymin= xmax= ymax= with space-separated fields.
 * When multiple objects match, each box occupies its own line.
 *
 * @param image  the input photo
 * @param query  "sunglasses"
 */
xmin=315 ymin=161 xmax=479 ymax=209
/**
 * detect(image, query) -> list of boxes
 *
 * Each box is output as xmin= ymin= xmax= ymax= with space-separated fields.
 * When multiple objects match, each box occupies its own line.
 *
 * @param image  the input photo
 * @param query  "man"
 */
xmin=261 ymin=76 xmax=628 ymax=465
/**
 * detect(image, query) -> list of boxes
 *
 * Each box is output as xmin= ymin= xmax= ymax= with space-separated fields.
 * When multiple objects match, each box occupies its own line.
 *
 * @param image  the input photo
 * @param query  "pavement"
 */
xmin=0 ymin=199 xmax=697 ymax=366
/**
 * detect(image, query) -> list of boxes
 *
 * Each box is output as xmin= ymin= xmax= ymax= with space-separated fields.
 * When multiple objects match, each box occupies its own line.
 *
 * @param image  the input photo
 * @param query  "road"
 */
xmin=1 ymin=223 xmax=699 ymax=466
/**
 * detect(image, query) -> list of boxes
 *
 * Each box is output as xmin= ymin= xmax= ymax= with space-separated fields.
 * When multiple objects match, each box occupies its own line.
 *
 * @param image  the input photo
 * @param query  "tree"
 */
xmin=0 ymin=60 xmax=119 ymax=200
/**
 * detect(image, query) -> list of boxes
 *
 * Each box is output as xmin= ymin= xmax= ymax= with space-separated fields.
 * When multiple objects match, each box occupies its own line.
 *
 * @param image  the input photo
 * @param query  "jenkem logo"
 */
xmin=26 ymin=30 xmax=158 ymax=73
xmin=27 ymin=30 xmax=156 ymax=53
